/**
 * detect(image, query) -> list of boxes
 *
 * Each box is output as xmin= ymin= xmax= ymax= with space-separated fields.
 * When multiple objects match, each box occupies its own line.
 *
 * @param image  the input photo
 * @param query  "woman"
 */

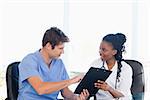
xmin=91 ymin=33 xmax=132 ymax=100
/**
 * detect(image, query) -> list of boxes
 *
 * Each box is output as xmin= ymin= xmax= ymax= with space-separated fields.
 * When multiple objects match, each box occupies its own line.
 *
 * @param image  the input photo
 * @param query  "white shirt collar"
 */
xmin=104 ymin=60 xmax=118 ymax=71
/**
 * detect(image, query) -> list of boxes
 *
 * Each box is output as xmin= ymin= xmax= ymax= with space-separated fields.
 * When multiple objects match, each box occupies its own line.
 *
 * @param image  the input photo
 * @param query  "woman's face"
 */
xmin=99 ymin=41 xmax=117 ymax=61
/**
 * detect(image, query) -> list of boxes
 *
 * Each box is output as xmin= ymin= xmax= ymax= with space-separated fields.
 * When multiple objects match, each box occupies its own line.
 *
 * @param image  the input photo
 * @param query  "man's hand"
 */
xmin=77 ymin=89 xmax=89 ymax=100
xmin=69 ymin=74 xmax=84 ymax=84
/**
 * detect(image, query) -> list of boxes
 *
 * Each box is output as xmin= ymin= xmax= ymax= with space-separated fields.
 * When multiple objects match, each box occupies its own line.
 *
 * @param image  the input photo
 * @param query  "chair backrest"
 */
xmin=6 ymin=62 xmax=20 ymax=100
xmin=123 ymin=59 xmax=145 ymax=100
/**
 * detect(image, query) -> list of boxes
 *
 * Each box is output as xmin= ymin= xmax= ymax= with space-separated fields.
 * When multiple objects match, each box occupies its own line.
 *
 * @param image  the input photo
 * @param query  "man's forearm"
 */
xmin=62 ymin=87 xmax=78 ymax=100
xmin=38 ymin=80 xmax=72 ymax=95
xmin=64 ymin=94 xmax=77 ymax=100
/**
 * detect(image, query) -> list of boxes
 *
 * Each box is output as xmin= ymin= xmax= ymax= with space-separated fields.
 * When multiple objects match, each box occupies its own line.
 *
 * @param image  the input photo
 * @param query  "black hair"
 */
xmin=102 ymin=33 xmax=126 ymax=83
xmin=42 ymin=27 xmax=69 ymax=49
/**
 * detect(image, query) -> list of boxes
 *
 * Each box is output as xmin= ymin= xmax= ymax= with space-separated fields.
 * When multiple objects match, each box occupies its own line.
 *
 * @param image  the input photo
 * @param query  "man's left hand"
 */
xmin=77 ymin=89 xmax=89 ymax=100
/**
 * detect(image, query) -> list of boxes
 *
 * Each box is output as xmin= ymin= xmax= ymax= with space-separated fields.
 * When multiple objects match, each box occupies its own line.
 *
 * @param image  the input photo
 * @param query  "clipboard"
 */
xmin=74 ymin=67 xmax=112 ymax=96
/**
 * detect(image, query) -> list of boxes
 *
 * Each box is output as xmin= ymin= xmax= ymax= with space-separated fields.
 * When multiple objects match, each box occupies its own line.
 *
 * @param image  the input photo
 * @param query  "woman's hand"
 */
xmin=95 ymin=80 xmax=124 ymax=98
xmin=95 ymin=80 xmax=111 ymax=91
xmin=77 ymin=89 xmax=89 ymax=100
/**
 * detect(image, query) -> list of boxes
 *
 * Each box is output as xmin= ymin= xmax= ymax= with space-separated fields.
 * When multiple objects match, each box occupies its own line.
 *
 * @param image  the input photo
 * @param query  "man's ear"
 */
xmin=112 ymin=50 xmax=117 ymax=55
xmin=46 ymin=42 xmax=52 ymax=49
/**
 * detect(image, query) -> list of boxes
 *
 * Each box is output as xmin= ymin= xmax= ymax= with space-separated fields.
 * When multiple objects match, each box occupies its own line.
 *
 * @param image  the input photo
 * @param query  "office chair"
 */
xmin=124 ymin=59 xmax=145 ymax=100
xmin=5 ymin=62 xmax=20 ymax=100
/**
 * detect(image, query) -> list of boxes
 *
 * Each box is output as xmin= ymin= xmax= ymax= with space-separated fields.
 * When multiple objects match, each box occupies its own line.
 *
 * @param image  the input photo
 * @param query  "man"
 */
xmin=18 ymin=27 xmax=89 ymax=100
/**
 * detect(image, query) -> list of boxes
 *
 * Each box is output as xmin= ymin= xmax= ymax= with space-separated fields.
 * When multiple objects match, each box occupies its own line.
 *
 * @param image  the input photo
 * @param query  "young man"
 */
xmin=17 ymin=27 xmax=89 ymax=100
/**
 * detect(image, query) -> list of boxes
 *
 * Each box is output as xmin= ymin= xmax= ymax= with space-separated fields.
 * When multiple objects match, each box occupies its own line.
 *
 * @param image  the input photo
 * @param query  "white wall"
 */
xmin=1 ymin=0 xmax=65 ymax=68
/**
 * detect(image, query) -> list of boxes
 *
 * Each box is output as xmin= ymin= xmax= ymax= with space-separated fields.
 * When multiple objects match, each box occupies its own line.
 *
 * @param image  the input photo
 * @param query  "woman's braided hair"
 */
xmin=102 ymin=33 xmax=126 ymax=82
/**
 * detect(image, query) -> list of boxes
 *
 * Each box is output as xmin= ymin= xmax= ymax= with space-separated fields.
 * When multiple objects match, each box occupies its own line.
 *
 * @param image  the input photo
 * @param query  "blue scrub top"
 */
xmin=18 ymin=50 xmax=69 ymax=100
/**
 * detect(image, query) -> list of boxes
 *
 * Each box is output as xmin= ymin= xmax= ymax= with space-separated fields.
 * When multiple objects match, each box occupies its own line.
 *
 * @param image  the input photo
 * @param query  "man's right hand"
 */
xmin=69 ymin=75 xmax=84 ymax=84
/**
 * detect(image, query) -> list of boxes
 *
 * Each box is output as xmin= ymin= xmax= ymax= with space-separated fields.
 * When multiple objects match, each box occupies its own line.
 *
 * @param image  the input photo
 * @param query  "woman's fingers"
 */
xmin=95 ymin=83 xmax=101 ymax=88
xmin=97 ymin=80 xmax=105 ymax=84
xmin=95 ymin=81 xmax=110 ymax=91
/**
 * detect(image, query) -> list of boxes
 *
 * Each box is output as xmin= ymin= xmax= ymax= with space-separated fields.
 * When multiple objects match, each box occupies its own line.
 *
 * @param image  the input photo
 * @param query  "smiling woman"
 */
xmin=1 ymin=0 xmax=150 ymax=99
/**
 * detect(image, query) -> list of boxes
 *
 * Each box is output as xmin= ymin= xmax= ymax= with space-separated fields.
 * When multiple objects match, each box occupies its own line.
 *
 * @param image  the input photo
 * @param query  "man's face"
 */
xmin=50 ymin=42 xmax=64 ymax=58
xmin=99 ymin=41 xmax=117 ymax=61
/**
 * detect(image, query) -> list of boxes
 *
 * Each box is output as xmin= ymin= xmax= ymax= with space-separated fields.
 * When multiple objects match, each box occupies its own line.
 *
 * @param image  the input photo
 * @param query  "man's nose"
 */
xmin=61 ymin=50 xmax=64 ymax=54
